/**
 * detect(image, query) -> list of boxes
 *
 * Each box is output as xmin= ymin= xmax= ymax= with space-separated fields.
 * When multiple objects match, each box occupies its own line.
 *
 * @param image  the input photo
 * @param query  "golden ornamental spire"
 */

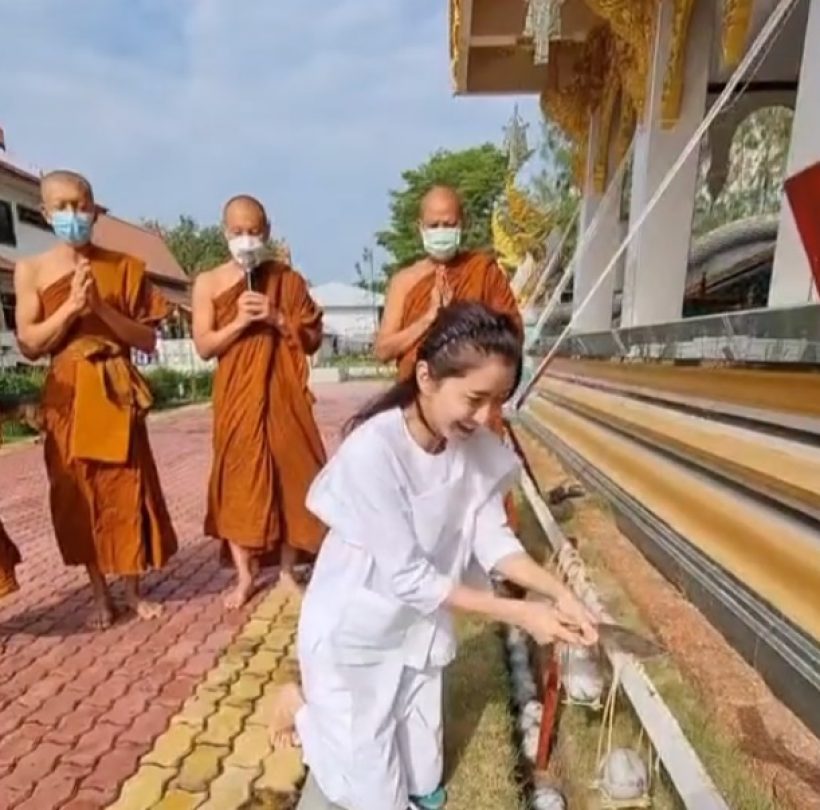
xmin=721 ymin=0 xmax=754 ymax=68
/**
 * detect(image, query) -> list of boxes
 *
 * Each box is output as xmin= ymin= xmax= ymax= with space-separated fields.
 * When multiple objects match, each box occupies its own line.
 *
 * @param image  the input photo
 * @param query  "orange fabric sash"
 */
xmin=68 ymin=337 xmax=153 ymax=464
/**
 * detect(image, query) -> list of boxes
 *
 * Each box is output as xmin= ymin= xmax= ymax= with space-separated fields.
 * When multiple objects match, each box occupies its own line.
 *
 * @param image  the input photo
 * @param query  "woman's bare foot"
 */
xmin=269 ymin=682 xmax=305 ymax=749
xmin=224 ymin=575 xmax=255 ymax=610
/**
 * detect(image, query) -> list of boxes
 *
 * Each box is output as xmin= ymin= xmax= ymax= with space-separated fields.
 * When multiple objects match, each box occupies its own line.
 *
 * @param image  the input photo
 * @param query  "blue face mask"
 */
xmin=421 ymin=226 xmax=462 ymax=262
xmin=50 ymin=211 xmax=93 ymax=246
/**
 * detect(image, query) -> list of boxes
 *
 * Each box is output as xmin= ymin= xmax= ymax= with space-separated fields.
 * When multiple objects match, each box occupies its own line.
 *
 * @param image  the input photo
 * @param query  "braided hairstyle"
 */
xmin=345 ymin=301 xmax=522 ymax=435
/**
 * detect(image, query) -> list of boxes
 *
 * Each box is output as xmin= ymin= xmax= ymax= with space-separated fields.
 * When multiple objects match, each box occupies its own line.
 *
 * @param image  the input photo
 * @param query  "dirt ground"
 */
xmin=517 ymin=431 xmax=820 ymax=810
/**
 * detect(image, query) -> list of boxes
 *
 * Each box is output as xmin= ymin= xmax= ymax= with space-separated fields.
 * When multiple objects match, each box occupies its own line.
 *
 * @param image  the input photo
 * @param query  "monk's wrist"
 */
xmin=58 ymin=300 xmax=83 ymax=323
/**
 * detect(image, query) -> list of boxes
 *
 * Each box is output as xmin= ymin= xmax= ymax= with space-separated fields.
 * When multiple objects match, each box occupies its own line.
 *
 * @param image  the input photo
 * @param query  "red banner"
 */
xmin=784 ymin=160 xmax=820 ymax=297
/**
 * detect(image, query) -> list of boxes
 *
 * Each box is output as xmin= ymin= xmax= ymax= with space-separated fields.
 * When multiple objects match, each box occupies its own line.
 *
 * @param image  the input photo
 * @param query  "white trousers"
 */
xmin=296 ymin=633 xmax=443 ymax=810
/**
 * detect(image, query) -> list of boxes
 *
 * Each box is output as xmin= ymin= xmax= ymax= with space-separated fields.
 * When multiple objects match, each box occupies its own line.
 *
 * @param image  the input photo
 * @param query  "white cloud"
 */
xmin=0 ymin=0 xmax=541 ymax=282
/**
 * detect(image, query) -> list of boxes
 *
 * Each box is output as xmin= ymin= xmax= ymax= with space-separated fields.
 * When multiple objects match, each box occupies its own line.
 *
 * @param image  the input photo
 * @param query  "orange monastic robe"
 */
xmin=396 ymin=250 xmax=523 ymax=381
xmin=0 ymin=519 xmax=21 ymax=598
xmin=40 ymin=246 xmax=178 ymax=574
xmin=396 ymin=250 xmax=523 ymax=530
xmin=204 ymin=261 xmax=327 ymax=558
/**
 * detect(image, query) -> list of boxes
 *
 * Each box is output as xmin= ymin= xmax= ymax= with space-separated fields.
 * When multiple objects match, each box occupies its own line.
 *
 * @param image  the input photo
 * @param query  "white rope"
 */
xmin=514 ymin=0 xmax=800 ymax=409
xmin=526 ymin=138 xmax=635 ymax=354
xmin=520 ymin=473 xmax=730 ymax=809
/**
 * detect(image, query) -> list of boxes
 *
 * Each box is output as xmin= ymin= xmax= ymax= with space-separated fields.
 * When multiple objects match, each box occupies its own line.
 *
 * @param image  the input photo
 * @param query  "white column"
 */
xmin=572 ymin=113 xmax=621 ymax=333
xmin=621 ymin=0 xmax=714 ymax=327
xmin=769 ymin=0 xmax=820 ymax=307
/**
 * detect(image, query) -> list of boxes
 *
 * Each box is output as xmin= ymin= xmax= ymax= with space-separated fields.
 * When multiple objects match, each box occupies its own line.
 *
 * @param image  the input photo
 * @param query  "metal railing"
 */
xmin=529 ymin=303 xmax=820 ymax=366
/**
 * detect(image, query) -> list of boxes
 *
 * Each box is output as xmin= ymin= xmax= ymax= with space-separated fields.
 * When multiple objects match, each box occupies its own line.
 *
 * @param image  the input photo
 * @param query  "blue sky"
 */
xmin=0 ymin=0 xmax=541 ymax=283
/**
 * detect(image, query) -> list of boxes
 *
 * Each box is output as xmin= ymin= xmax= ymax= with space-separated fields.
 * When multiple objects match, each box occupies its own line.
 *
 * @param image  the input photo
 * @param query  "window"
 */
xmin=0 ymin=201 xmax=16 ymax=247
xmin=17 ymin=204 xmax=49 ymax=231
xmin=0 ymin=293 xmax=15 ymax=332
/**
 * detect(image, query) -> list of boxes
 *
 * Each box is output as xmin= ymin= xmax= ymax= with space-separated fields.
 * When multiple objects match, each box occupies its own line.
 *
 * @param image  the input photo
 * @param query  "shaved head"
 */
xmin=222 ymin=195 xmax=268 ymax=226
xmin=41 ymin=170 xmax=95 ymax=206
xmin=222 ymin=194 xmax=270 ymax=241
xmin=419 ymin=185 xmax=463 ymax=227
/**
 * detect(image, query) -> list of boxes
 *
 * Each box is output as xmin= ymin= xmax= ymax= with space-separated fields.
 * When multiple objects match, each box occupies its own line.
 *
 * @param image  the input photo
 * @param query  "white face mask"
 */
xmin=421 ymin=226 xmax=462 ymax=262
xmin=228 ymin=234 xmax=265 ymax=270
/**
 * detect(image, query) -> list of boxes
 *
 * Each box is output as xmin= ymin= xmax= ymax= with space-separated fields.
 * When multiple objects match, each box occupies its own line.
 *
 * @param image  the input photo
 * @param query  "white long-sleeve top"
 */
xmin=300 ymin=407 xmax=524 ymax=670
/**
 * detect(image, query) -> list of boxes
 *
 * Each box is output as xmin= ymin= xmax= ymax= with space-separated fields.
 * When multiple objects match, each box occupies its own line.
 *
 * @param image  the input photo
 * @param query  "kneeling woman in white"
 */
xmin=275 ymin=302 xmax=598 ymax=810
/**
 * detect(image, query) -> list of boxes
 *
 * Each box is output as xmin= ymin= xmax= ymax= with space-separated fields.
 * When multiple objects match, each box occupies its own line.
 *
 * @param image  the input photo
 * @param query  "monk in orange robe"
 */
xmin=375 ymin=185 xmax=523 ymax=528
xmin=193 ymin=196 xmax=326 ymax=609
xmin=14 ymin=170 xmax=177 ymax=628
xmin=0 ymin=520 xmax=21 ymax=599
xmin=0 ymin=422 xmax=22 ymax=599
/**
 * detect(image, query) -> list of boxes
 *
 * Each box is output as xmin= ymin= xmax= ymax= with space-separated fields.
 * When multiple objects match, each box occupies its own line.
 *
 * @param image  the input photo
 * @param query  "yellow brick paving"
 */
xmin=107 ymin=589 xmax=305 ymax=810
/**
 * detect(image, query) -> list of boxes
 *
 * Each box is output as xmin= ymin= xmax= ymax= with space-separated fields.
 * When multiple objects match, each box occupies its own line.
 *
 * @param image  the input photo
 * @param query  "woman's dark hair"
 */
xmin=345 ymin=301 xmax=522 ymax=435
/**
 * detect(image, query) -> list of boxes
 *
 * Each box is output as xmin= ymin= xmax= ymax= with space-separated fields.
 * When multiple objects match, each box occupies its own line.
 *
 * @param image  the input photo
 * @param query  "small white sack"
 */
xmin=598 ymin=747 xmax=649 ymax=801
xmin=517 ymin=698 xmax=542 ymax=734
xmin=560 ymin=644 xmax=604 ymax=704
xmin=522 ymin=725 xmax=540 ymax=761
xmin=532 ymin=785 xmax=566 ymax=810
xmin=512 ymin=670 xmax=538 ymax=707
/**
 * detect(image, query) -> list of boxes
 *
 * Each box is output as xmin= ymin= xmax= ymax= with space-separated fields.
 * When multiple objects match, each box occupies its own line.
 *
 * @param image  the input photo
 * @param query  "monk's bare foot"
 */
xmin=123 ymin=576 xmax=162 ymax=620
xmin=90 ymin=598 xmax=116 ymax=630
xmin=130 ymin=599 xmax=163 ymax=620
xmin=277 ymin=569 xmax=304 ymax=598
xmin=87 ymin=564 xmax=116 ymax=630
xmin=224 ymin=576 xmax=254 ymax=610
xmin=269 ymin=682 xmax=304 ymax=749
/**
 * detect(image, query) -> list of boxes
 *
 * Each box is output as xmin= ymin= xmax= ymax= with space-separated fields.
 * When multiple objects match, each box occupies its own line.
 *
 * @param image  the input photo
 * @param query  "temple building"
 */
xmin=448 ymin=0 xmax=820 ymax=746
xmin=450 ymin=0 xmax=818 ymax=329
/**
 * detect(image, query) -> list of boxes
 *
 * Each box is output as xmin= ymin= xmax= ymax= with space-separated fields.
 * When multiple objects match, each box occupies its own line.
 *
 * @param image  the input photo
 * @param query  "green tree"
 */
xmin=376 ymin=144 xmax=508 ymax=278
xmin=144 ymin=216 xmax=230 ymax=276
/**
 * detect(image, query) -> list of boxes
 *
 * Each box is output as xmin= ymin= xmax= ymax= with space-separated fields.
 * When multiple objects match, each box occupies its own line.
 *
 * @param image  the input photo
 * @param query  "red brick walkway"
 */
xmin=0 ymin=382 xmax=382 ymax=810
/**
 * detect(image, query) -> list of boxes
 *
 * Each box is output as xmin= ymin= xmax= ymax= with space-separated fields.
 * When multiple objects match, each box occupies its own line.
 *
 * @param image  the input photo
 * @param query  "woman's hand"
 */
xmin=555 ymin=590 xmax=599 ymax=645
xmin=516 ymin=601 xmax=596 ymax=647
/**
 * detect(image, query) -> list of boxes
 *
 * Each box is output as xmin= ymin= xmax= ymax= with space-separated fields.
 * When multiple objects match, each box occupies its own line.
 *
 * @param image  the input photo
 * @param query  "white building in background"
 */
xmin=310 ymin=282 xmax=384 ymax=352
xmin=0 ymin=132 xmax=191 ymax=367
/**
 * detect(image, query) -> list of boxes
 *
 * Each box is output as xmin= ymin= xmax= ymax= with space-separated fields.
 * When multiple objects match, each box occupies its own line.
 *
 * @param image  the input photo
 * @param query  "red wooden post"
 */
xmin=535 ymin=645 xmax=561 ymax=770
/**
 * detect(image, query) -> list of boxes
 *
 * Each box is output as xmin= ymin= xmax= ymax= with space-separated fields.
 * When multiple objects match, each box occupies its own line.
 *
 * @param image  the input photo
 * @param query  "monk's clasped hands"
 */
xmin=235 ymin=291 xmax=287 ymax=332
xmin=65 ymin=259 xmax=94 ymax=317
xmin=424 ymin=266 xmax=454 ymax=323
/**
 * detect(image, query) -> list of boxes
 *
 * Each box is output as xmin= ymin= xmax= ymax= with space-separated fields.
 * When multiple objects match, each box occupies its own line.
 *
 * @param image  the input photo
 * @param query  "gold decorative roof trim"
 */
xmin=722 ymin=0 xmax=754 ymax=68
xmin=537 ymin=0 xmax=704 ymax=191
xmin=662 ymin=0 xmax=697 ymax=124
xmin=449 ymin=0 xmax=462 ymax=90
